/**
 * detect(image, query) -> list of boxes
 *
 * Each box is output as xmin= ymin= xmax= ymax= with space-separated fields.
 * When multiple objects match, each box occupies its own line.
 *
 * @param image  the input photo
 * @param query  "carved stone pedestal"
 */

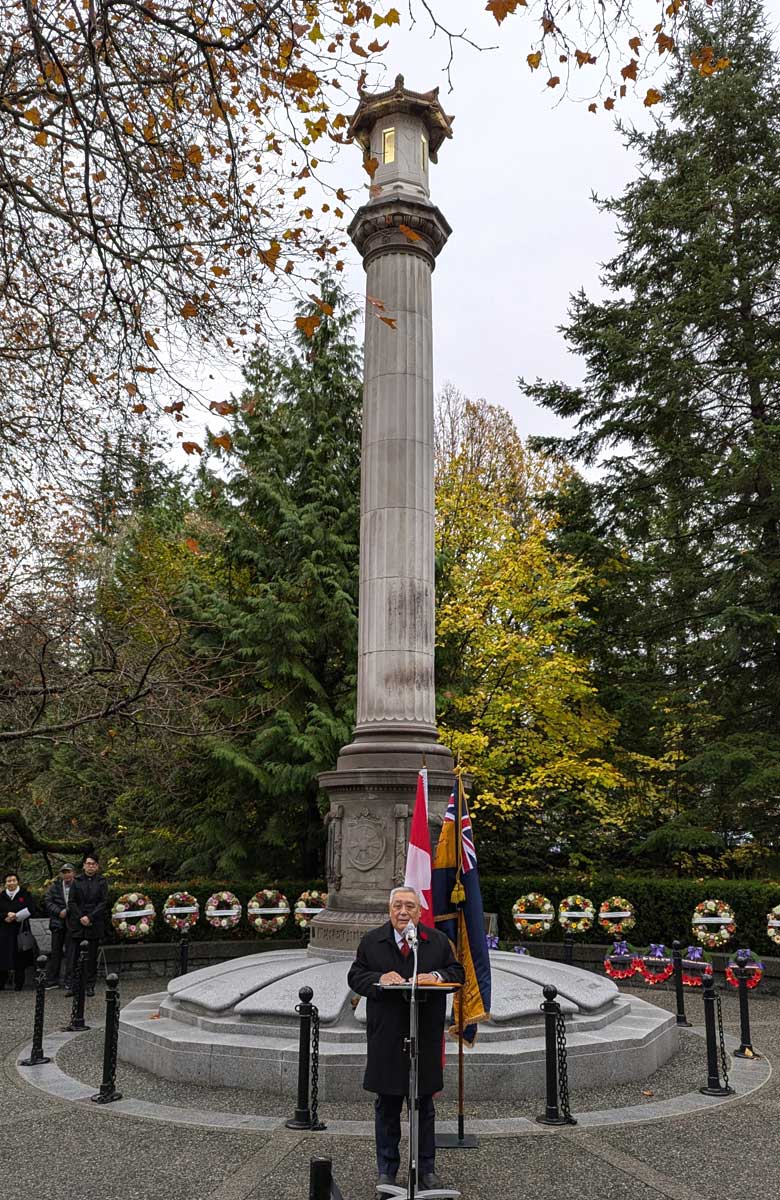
xmin=312 ymin=766 xmax=454 ymax=951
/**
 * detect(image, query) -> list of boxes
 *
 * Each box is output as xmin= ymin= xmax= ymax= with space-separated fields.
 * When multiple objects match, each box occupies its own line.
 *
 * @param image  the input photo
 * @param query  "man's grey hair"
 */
xmin=389 ymin=886 xmax=421 ymax=904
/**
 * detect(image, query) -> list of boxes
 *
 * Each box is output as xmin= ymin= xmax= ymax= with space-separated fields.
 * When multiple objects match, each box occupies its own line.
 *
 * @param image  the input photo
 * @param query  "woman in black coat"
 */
xmin=0 ymin=870 xmax=34 ymax=991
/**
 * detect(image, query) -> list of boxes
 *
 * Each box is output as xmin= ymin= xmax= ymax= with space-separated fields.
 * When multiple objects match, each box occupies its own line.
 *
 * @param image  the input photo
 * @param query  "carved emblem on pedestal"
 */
xmin=393 ymin=804 xmax=409 ymax=884
xmin=325 ymin=804 xmax=344 ymax=892
xmin=346 ymin=808 xmax=386 ymax=872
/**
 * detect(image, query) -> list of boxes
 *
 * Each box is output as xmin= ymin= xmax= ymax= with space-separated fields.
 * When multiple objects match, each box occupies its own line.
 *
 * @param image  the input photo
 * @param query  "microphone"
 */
xmin=403 ymin=922 xmax=418 ymax=948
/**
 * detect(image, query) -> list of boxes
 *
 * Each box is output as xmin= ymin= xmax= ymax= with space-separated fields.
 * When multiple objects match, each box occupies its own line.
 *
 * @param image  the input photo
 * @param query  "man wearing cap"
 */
xmin=44 ymin=864 xmax=75 ymax=989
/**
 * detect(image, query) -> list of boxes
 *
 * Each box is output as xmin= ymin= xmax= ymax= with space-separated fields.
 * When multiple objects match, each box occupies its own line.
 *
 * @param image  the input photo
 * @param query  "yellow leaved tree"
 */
xmin=434 ymin=388 xmax=634 ymax=865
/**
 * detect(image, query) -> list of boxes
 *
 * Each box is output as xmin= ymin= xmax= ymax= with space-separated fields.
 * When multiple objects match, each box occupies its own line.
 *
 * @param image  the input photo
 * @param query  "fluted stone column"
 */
xmin=314 ymin=78 xmax=455 ymax=951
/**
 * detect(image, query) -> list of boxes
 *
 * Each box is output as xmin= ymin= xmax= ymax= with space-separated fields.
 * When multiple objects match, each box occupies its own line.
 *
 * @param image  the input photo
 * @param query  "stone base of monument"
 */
xmin=118 ymin=949 xmax=677 ymax=1100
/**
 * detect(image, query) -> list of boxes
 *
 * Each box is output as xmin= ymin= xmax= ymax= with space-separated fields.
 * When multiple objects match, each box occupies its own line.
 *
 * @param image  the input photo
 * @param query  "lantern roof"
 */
xmin=348 ymin=74 xmax=454 ymax=163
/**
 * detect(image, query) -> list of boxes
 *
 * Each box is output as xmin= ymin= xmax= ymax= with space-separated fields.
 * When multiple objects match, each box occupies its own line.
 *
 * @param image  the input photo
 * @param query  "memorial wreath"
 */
xmin=295 ymin=889 xmax=327 ymax=930
xmin=680 ymin=945 xmax=713 ymax=987
xmin=511 ymin=892 xmax=555 ymax=938
xmin=603 ymin=940 xmax=638 ymax=980
xmin=112 ymin=892 xmax=156 ymax=938
xmin=205 ymin=890 xmax=242 ymax=930
xmin=636 ymin=944 xmax=674 ymax=985
xmin=558 ymin=893 xmax=595 ymax=934
xmin=691 ymin=898 xmax=736 ymax=949
xmin=247 ymin=889 xmax=290 ymax=935
xmin=766 ymin=904 xmax=780 ymax=946
xmin=598 ymin=896 xmax=636 ymax=937
xmin=725 ymin=949 xmax=764 ymax=990
xmin=162 ymin=891 xmax=200 ymax=932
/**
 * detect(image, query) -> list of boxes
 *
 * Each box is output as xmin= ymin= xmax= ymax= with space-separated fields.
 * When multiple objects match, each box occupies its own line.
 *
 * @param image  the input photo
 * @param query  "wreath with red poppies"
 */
xmin=725 ymin=949 xmax=764 ymax=990
xmin=636 ymin=944 xmax=674 ymax=985
xmin=603 ymin=940 xmax=638 ymax=980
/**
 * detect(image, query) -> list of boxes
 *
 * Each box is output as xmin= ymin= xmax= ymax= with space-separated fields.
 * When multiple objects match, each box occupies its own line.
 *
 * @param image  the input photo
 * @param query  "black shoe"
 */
xmin=45 ymin=982 xmax=59 ymax=990
xmin=420 ymin=1173 xmax=444 ymax=1190
xmin=377 ymin=1174 xmax=397 ymax=1186
xmin=86 ymin=987 xmax=95 ymax=997
xmin=64 ymin=990 xmax=74 ymax=998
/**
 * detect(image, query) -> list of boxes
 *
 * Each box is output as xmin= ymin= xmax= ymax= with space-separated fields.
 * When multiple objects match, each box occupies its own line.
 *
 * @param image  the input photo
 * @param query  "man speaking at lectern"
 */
xmin=348 ymin=886 xmax=465 ymax=1190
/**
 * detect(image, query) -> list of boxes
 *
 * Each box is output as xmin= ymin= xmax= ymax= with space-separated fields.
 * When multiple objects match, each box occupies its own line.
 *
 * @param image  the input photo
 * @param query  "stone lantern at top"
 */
xmin=314 ymin=77 xmax=455 ymax=952
xmin=348 ymin=73 xmax=453 ymax=206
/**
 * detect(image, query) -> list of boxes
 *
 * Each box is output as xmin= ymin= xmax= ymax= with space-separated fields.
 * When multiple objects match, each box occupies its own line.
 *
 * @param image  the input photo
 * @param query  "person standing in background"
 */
xmin=66 ymin=853 xmax=108 ymax=997
xmin=44 ymin=863 xmax=76 ymax=989
xmin=0 ymin=871 xmax=34 ymax=991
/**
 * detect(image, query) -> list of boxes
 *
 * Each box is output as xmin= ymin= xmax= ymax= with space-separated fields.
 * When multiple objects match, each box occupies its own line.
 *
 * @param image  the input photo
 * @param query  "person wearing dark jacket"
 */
xmin=44 ymin=863 xmax=76 ymax=989
xmin=0 ymin=871 xmax=35 ymax=991
xmin=66 ymin=853 xmax=108 ymax=996
xmin=347 ymin=886 xmax=465 ymax=1191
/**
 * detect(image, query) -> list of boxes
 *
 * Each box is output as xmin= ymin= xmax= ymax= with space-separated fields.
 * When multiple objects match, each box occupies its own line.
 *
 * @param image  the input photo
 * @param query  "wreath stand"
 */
xmin=376 ymin=954 xmax=461 ymax=1200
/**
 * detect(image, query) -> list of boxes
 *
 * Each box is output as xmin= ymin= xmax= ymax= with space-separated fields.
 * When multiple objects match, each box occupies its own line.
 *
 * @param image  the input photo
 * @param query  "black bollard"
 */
xmin=178 ymin=930 xmax=190 ymax=978
xmin=20 ymin=955 xmax=52 ymax=1066
xmin=64 ymin=940 xmax=91 ymax=1032
xmin=672 ymin=941 xmax=691 ymax=1027
xmin=309 ymin=1157 xmax=342 ymax=1200
xmin=285 ymin=986 xmax=325 ymax=1131
xmin=700 ymin=974 xmax=733 ymax=1096
xmin=536 ymin=985 xmax=568 ymax=1125
xmin=733 ymin=961 xmax=757 ymax=1060
xmin=91 ymin=973 xmax=123 ymax=1103
xmin=563 ymin=931 xmax=574 ymax=965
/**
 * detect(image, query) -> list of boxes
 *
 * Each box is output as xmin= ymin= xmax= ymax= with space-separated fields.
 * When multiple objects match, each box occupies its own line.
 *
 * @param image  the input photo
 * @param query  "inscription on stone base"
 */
xmin=310 ymin=907 xmax=386 ymax=952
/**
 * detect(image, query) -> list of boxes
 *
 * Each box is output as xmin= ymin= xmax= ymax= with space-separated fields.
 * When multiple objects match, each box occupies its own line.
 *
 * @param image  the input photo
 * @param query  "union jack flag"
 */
xmin=443 ymin=793 xmax=477 ymax=873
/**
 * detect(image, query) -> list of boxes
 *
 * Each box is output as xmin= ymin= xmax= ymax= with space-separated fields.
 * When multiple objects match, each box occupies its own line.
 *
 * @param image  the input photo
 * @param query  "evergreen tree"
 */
xmin=524 ymin=0 xmax=780 ymax=868
xmin=185 ymin=279 xmax=362 ymax=877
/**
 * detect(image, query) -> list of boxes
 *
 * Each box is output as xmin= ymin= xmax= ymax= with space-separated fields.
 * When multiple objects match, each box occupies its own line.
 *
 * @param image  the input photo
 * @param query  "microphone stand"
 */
xmin=377 ymin=926 xmax=460 ymax=1200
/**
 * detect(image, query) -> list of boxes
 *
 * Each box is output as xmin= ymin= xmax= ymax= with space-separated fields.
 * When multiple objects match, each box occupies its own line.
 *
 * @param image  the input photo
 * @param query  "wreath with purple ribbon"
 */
xmin=603 ymin=940 xmax=638 ymax=980
xmin=637 ymin=943 xmax=674 ymax=985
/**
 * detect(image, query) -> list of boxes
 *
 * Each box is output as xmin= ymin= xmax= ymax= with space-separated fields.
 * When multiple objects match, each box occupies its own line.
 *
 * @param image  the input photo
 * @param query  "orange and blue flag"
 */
xmin=432 ymin=773 xmax=491 ymax=1045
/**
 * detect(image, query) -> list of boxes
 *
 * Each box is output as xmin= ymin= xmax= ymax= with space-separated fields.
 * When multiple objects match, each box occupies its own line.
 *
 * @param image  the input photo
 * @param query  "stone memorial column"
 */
xmin=314 ymin=78 xmax=455 ymax=951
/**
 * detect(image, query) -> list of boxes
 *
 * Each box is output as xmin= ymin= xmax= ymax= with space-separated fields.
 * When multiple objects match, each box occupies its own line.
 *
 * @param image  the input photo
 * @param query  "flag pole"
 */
xmin=436 ymin=765 xmax=478 ymax=1150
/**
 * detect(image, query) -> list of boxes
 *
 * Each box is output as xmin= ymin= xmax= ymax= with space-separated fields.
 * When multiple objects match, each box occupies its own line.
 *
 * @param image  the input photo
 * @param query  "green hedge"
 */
xmin=480 ymin=874 xmax=780 ymax=957
xmin=28 ymin=871 xmax=780 ymax=957
xmin=29 ymin=878 xmax=325 ymax=944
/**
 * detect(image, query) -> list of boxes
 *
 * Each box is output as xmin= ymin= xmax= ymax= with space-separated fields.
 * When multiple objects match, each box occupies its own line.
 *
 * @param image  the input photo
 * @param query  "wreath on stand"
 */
xmin=295 ymin=889 xmax=327 ymax=930
xmin=598 ymin=897 xmax=636 ymax=938
xmin=558 ymin=894 xmax=595 ymax=934
xmin=111 ymin=892 xmax=156 ymax=939
xmin=512 ymin=892 xmax=554 ymax=938
xmin=162 ymin=891 xmax=200 ymax=933
xmin=766 ymin=904 xmax=780 ymax=946
xmin=603 ymin=940 xmax=638 ymax=980
xmin=680 ymin=946 xmax=713 ymax=987
xmin=636 ymin=944 xmax=674 ymax=985
xmin=205 ymin=891 xmax=242 ymax=930
xmin=725 ymin=949 xmax=764 ymax=990
xmin=247 ymin=890 xmax=290 ymax=935
xmin=691 ymin=899 xmax=736 ymax=949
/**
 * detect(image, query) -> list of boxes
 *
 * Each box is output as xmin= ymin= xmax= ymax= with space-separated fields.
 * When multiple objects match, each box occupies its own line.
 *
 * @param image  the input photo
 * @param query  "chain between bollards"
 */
xmin=286 ymin=986 xmax=326 ymax=1131
xmin=20 ymin=955 xmax=52 ymax=1066
xmin=178 ymin=930 xmax=190 ymax=978
xmin=64 ymin=939 xmax=91 ymax=1032
xmin=91 ymin=973 xmax=123 ymax=1104
xmin=672 ymin=941 xmax=691 ymax=1026
xmin=536 ymin=984 xmax=577 ymax=1126
xmin=699 ymin=974 xmax=734 ymax=1096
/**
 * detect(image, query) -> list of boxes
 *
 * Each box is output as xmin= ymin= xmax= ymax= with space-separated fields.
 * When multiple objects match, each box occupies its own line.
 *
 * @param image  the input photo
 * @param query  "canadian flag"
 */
xmin=404 ymin=768 xmax=433 ymax=916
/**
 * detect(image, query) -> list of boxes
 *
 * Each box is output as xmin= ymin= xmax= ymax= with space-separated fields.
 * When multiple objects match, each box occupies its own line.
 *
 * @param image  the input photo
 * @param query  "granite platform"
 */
xmin=118 ymin=948 xmax=677 ymax=1099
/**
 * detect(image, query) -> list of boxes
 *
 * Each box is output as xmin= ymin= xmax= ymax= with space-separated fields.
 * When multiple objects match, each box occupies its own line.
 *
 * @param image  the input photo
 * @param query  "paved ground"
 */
xmin=2 ymin=977 xmax=775 ymax=1199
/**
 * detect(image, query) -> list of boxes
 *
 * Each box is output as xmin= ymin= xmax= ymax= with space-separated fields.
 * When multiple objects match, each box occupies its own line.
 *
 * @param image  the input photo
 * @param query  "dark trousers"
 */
xmin=47 ymin=928 xmax=71 ymax=984
xmin=66 ymin=936 xmax=100 ymax=988
xmin=374 ymin=1093 xmax=435 ymax=1178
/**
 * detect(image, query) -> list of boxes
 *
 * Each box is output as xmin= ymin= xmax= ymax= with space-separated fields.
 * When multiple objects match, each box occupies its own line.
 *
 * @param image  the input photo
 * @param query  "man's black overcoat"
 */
xmin=67 ymin=873 xmax=108 ymax=940
xmin=348 ymin=921 xmax=464 ymax=1096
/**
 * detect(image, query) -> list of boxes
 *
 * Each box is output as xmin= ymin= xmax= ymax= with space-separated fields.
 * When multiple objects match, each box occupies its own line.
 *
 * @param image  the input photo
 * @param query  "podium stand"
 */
xmin=375 ymin=968 xmax=461 ymax=1200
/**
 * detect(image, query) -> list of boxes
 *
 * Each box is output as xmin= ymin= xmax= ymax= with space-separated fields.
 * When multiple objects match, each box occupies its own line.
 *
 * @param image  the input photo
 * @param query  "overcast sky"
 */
xmin=191 ymin=1 xmax=780 ymax=451
xmin=328 ymin=0 xmax=780 ymax=444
